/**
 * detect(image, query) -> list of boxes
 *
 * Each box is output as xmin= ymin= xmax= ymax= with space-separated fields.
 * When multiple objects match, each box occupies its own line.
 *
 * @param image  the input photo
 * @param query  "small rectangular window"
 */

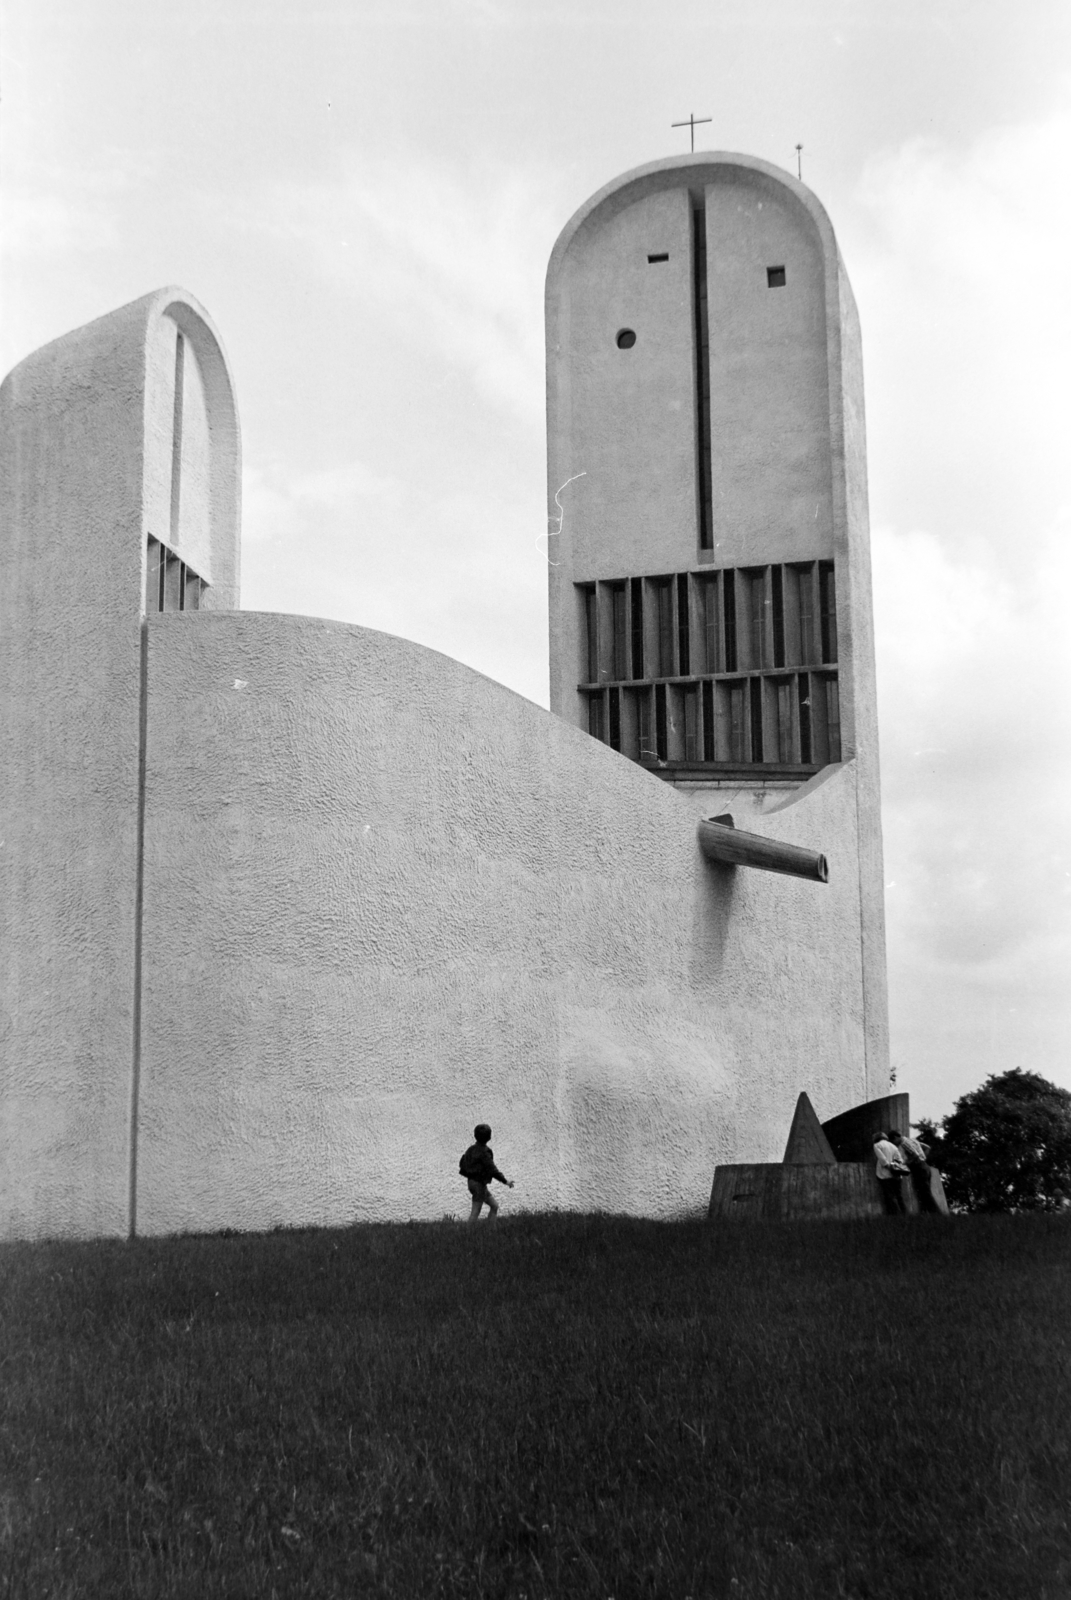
xmin=647 ymin=252 xmax=669 ymax=263
xmin=655 ymin=684 xmax=668 ymax=761
xmin=588 ymin=691 xmax=604 ymax=742
xmin=767 ymin=266 xmax=786 ymax=288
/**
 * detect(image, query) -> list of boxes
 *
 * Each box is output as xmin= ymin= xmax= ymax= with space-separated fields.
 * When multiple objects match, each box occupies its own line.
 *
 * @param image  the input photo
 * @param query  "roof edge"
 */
xmin=546 ymin=152 xmax=839 ymax=291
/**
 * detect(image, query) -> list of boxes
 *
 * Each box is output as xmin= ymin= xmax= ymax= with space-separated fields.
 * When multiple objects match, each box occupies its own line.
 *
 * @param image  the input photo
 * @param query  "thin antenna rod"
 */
xmin=795 ymin=143 xmax=803 ymax=181
xmin=672 ymin=113 xmax=712 ymax=154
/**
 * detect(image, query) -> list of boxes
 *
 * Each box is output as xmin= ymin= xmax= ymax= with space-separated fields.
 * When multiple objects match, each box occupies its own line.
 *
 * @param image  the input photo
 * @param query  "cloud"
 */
xmin=0 ymin=149 xmax=158 ymax=265
xmin=240 ymin=453 xmax=549 ymax=706
xmin=857 ymin=108 xmax=1071 ymax=1114
xmin=854 ymin=107 xmax=1071 ymax=556
xmin=248 ymin=156 xmax=558 ymax=424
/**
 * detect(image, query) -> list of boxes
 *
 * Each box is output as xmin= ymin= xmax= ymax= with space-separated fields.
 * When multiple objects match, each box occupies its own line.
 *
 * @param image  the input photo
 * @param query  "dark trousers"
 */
xmin=908 ymin=1163 xmax=940 ymax=1213
xmin=878 ymin=1175 xmax=906 ymax=1215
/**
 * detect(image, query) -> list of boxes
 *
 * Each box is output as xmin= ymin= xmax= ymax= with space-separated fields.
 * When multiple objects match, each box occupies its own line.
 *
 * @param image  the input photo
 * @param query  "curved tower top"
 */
xmin=546 ymin=153 xmax=875 ymax=792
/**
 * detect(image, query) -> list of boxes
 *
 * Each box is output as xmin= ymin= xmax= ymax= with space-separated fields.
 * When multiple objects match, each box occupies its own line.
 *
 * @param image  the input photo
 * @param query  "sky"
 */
xmin=3 ymin=0 xmax=1069 ymax=1121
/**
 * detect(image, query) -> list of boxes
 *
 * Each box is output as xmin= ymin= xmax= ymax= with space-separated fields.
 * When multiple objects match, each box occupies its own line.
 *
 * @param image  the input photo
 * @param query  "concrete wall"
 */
xmin=1 ymin=269 xmax=884 ymax=1239
xmin=133 ymin=611 xmax=874 ymax=1234
xmin=0 ymin=291 xmax=239 ymax=1239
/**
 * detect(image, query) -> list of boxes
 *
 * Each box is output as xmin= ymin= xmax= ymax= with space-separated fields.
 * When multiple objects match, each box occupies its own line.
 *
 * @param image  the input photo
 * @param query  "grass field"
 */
xmin=1 ymin=1211 xmax=1069 ymax=1599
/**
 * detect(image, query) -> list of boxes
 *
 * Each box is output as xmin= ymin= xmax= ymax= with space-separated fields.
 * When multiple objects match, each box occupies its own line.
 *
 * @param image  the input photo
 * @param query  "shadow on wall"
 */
xmin=689 ymin=853 xmax=737 ymax=980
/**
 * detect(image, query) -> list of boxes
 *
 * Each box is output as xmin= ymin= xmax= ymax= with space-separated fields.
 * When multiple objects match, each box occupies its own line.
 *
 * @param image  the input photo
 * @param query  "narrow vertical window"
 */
xmin=776 ymin=679 xmax=793 ymax=763
xmin=748 ymin=571 xmax=766 ymax=670
xmin=608 ymin=687 xmax=621 ymax=751
xmin=655 ymin=683 xmax=668 ymax=760
xmin=800 ymin=564 xmax=817 ymax=664
xmin=169 ymin=333 xmax=185 ymax=548
xmin=819 ymin=562 xmax=838 ymax=664
xmin=684 ymin=687 xmax=699 ymax=761
xmin=657 ymin=582 xmax=674 ymax=677
xmin=723 ymin=570 xmax=737 ymax=672
xmin=611 ymin=585 xmax=627 ymax=680
xmin=771 ymin=565 xmax=785 ymax=668
xmin=588 ymin=691 xmax=604 ymax=741
xmin=638 ymin=689 xmax=654 ymax=761
xmin=630 ymin=579 xmax=644 ymax=679
xmin=693 ymin=204 xmax=713 ymax=550
xmin=702 ymin=578 xmax=719 ymax=673
xmin=798 ymin=673 xmax=813 ymax=764
xmin=583 ymin=587 xmax=598 ymax=682
xmin=144 ymin=536 xmax=164 ymax=614
xmin=702 ymin=680 xmax=715 ymax=761
xmin=676 ymin=574 xmax=690 ymax=677
xmin=728 ymin=682 xmax=746 ymax=763
xmin=826 ymin=676 xmax=841 ymax=761
xmin=749 ymin=677 xmax=764 ymax=762
xmin=163 ymin=550 xmax=182 ymax=612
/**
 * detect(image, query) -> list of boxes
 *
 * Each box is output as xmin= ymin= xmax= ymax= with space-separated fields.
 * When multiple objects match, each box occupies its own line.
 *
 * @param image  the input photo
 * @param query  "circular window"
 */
xmin=616 ymin=328 xmax=636 ymax=349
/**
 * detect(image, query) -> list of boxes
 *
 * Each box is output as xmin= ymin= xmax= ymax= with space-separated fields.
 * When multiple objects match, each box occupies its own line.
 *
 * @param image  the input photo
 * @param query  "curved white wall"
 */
xmin=135 ymin=611 xmax=873 ymax=1233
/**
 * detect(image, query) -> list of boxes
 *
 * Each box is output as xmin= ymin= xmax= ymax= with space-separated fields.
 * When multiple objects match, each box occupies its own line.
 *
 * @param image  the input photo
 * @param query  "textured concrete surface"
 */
xmin=0 ymin=290 xmax=239 ymax=1240
xmin=2 ymin=255 xmax=885 ymax=1240
xmin=134 ymin=612 xmax=874 ymax=1233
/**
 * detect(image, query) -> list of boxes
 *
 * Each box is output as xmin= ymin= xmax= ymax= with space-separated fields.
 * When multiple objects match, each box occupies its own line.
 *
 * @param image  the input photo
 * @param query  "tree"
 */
xmin=917 ymin=1069 xmax=1071 ymax=1214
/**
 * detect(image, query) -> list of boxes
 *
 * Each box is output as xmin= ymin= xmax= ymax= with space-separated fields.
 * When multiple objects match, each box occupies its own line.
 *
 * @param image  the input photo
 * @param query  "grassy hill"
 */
xmin=1 ymin=1212 xmax=1068 ymax=1598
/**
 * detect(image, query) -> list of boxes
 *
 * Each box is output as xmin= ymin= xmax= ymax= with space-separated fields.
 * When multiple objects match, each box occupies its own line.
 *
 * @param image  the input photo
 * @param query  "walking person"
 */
xmin=872 ymin=1130 xmax=910 ymax=1215
xmin=892 ymin=1129 xmax=940 ymax=1213
xmin=459 ymin=1124 xmax=514 ymax=1223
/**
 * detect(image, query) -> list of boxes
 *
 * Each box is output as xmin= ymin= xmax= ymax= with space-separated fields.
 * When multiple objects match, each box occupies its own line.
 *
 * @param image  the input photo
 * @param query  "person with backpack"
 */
xmin=459 ymin=1124 xmax=514 ymax=1222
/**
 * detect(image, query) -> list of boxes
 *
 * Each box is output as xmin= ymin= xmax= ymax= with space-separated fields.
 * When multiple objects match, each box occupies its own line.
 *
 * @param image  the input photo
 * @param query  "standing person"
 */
xmin=459 ymin=1124 xmax=514 ymax=1223
xmin=892 ymin=1129 xmax=940 ymax=1213
xmin=872 ymin=1130 xmax=910 ymax=1215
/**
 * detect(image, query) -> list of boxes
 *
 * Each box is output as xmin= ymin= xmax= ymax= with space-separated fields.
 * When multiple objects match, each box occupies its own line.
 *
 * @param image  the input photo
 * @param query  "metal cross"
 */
xmin=672 ymin=113 xmax=712 ymax=153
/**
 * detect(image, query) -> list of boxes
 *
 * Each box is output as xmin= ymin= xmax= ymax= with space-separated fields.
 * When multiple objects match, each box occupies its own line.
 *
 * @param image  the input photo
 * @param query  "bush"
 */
xmin=918 ymin=1068 xmax=1071 ymax=1213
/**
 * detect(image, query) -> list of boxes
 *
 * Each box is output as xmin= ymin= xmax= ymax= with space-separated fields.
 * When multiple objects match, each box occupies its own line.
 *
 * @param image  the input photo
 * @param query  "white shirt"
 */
xmin=874 ymin=1139 xmax=908 ymax=1179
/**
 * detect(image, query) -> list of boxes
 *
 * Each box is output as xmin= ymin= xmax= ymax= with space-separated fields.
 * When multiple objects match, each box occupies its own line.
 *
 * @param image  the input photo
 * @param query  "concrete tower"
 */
xmin=0 ymin=290 xmax=239 ymax=1238
xmin=546 ymin=152 xmax=876 ymax=798
xmin=546 ymin=151 xmax=887 ymax=1074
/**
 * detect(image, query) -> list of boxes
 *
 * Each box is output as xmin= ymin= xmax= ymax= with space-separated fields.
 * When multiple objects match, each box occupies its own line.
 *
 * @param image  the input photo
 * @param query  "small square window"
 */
xmin=767 ymin=266 xmax=786 ymax=288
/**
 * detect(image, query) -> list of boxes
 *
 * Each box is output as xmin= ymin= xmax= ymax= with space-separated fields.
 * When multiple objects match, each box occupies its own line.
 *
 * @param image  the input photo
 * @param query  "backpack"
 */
xmin=459 ymin=1145 xmax=480 ymax=1178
